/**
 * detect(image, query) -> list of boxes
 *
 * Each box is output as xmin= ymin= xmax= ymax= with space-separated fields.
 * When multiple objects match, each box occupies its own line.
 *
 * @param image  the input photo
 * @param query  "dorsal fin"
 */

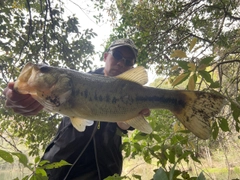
xmin=116 ymin=66 xmax=148 ymax=85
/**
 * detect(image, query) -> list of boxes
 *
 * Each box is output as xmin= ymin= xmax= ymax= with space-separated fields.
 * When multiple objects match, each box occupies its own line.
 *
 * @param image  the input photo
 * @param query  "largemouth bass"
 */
xmin=13 ymin=62 xmax=226 ymax=139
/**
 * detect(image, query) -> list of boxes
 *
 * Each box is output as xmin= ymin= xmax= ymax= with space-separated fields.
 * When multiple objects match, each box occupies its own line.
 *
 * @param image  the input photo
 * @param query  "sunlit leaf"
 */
xmin=197 ymin=64 xmax=207 ymax=71
xmin=172 ymin=73 xmax=190 ymax=86
xmin=189 ymin=38 xmax=197 ymax=52
xmin=171 ymin=65 xmax=179 ymax=71
xmin=171 ymin=50 xmax=187 ymax=58
xmin=187 ymin=73 xmax=196 ymax=90
xmin=173 ymin=122 xmax=185 ymax=132
xmin=188 ymin=62 xmax=196 ymax=72
xmin=35 ymin=156 xmax=40 ymax=164
xmin=38 ymin=160 xmax=50 ymax=166
xmin=44 ymin=160 xmax=71 ymax=169
xmin=35 ymin=168 xmax=47 ymax=176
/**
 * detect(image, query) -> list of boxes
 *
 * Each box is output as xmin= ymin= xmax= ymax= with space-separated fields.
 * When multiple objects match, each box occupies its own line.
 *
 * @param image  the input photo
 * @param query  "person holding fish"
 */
xmin=3 ymin=39 xmax=151 ymax=180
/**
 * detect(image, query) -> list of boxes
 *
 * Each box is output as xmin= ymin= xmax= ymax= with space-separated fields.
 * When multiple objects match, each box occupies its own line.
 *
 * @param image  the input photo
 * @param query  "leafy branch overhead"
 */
xmin=105 ymin=0 xmax=240 ymax=179
xmin=0 ymin=0 xmax=240 ymax=180
xmin=0 ymin=0 xmax=97 ymax=157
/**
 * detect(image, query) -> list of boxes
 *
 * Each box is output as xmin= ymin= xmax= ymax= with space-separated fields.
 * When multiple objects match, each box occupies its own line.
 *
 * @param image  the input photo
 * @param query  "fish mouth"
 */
xmin=14 ymin=62 xmax=36 ymax=94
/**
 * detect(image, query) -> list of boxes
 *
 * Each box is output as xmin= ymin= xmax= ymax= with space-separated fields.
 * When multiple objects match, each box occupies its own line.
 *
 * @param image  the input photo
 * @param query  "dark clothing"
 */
xmin=41 ymin=68 xmax=125 ymax=180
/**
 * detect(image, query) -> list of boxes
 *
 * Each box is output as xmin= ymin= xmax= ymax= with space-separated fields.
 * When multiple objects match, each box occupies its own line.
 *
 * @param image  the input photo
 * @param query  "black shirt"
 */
xmin=41 ymin=68 xmax=124 ymax=180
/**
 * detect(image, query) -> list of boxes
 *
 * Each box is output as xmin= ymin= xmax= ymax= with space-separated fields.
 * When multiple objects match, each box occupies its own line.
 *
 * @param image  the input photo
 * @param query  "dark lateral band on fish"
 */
xmin=13 ymin=62 xmax=226 ymax=139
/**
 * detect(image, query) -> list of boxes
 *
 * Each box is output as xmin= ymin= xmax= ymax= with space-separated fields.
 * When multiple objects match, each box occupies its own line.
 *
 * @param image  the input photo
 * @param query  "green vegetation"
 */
xmin=0 ymin=0 xmax=240 ymax=179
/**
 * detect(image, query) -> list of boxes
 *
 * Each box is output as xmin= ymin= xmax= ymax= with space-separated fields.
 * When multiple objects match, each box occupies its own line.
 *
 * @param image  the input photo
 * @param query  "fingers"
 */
xmin=117 ymin=122 xmax=130 ymax=130
xmin=139 ymin=108 xmax=151 ymax=117
xmin=3 ymin=82 xmax=43 ymax=116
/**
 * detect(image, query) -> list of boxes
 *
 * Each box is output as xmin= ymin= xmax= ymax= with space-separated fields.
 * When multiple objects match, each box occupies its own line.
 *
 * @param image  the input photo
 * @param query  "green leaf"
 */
xmin=121 ymin=142 xmax=131 ymax=157
xmin=168 ymin=148 xmax=175 ymax=164
xmin=35 ymin=167 xmax=47 ymax=176
xmin=198 ymin=71 xmax=214 ymax=83
xmin=152 ymin=134 xmax=162 ymax=143
xmin=44 ymin=160 xmax=71 ymax=169
xmin=0 ymin=149 xmax=14 ymax=163
xmin=132 ymin=174 xmax=141 ymax=180
xmin=199 ymin=57 xmax=215 ymax=66
xmin=35 ymin=156 xmax=41 ymax=164
xmin=153 ymin=167 xmax=168 ymax=180
xmin=197 ymin=172 xmax=206 ymax=180
xmin=143 ymin=151 xmax=151 ymax=163
xmin=218 ymin=118 xmax=230 ymax=132
xmin=133 ymin=142 xmax=141 ymax=151
xmin=231 ymin=101 xmax=240 ymax=123
xmin=209 ymin=81 xmax=221 ymax=88
xmin=38 ymin=160 xmax=50 ymax=166
xmin=169 ymin=163 xmax=177 ymax=180
xmin=212 ymin=121 xmax=219 ymax=140
xmin=177 ymin=61 xmax=189 ymax=70
xmin=133 ymin=133 xmax=147 ymax=141
xmin=12 ymin=152 xmax=28 ymax=167
xmin=104 ymin=174 xmax=126 ymax=180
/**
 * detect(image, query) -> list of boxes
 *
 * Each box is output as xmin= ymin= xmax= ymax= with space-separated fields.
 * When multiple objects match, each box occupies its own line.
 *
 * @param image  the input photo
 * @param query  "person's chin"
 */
xmin=110 ymin=69 xmax=123 ymax=76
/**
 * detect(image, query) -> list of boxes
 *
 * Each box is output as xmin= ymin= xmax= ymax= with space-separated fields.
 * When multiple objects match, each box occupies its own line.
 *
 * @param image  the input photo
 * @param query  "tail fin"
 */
xmin=173 ymin=91 xmax=226 ymax=139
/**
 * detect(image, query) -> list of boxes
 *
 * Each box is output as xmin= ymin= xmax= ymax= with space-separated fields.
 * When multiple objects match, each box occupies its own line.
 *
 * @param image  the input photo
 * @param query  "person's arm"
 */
xmin=117 ymin=108 xmax=151 ymax=130
xmin=3 ymin=82 xmax=43 ymax=116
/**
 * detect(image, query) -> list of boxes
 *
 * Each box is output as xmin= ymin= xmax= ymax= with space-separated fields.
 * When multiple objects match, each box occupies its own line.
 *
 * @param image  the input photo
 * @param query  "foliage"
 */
xmin=0 ymin=0 xmax=96 ymax=156
xmin=0 ymin=0 xmax=240 ymax=179
xmin=0 ymin=149 xmax=71 ymax=179
xmin=101 ymin=1 xmax=240 ymax=179
xmin=101 ymin=0 xmax=240 ymax=179
xmin=107 ymin=0 xmax=240 ymax=71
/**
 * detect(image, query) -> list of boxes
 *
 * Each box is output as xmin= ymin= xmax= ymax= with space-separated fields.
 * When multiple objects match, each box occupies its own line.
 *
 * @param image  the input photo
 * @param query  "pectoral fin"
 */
xmin=70 ymin=117 xmax=94 ymax=131
xmin=125 ymin=115 xmax=152 ymax=134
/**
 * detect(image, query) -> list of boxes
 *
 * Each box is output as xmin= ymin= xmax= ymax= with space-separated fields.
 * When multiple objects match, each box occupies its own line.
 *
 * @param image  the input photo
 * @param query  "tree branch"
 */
xmin=210 ymin=59 xmax=240 ymax=72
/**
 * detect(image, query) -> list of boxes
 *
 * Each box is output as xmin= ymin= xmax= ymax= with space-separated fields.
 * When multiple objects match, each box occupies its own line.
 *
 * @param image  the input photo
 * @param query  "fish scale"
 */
xmin=13 ymin=62 xmax=226 ymax=139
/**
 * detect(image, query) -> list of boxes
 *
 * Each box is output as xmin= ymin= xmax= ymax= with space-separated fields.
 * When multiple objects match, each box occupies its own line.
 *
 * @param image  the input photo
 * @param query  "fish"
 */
xmin=13 ymin=62 xmax=226 ymax=139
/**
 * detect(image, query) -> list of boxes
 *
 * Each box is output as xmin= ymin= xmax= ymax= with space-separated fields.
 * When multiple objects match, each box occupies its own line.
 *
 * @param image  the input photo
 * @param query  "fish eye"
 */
xmin=39 ymin=66 xmax=50 ymax=73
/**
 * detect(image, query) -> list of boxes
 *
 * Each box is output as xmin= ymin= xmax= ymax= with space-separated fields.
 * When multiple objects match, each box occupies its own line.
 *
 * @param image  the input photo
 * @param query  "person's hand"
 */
xmin=3 ymin=82 xmax=43 ymax=116
xmin=117 ymin=108 xmax=151 ymax=130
